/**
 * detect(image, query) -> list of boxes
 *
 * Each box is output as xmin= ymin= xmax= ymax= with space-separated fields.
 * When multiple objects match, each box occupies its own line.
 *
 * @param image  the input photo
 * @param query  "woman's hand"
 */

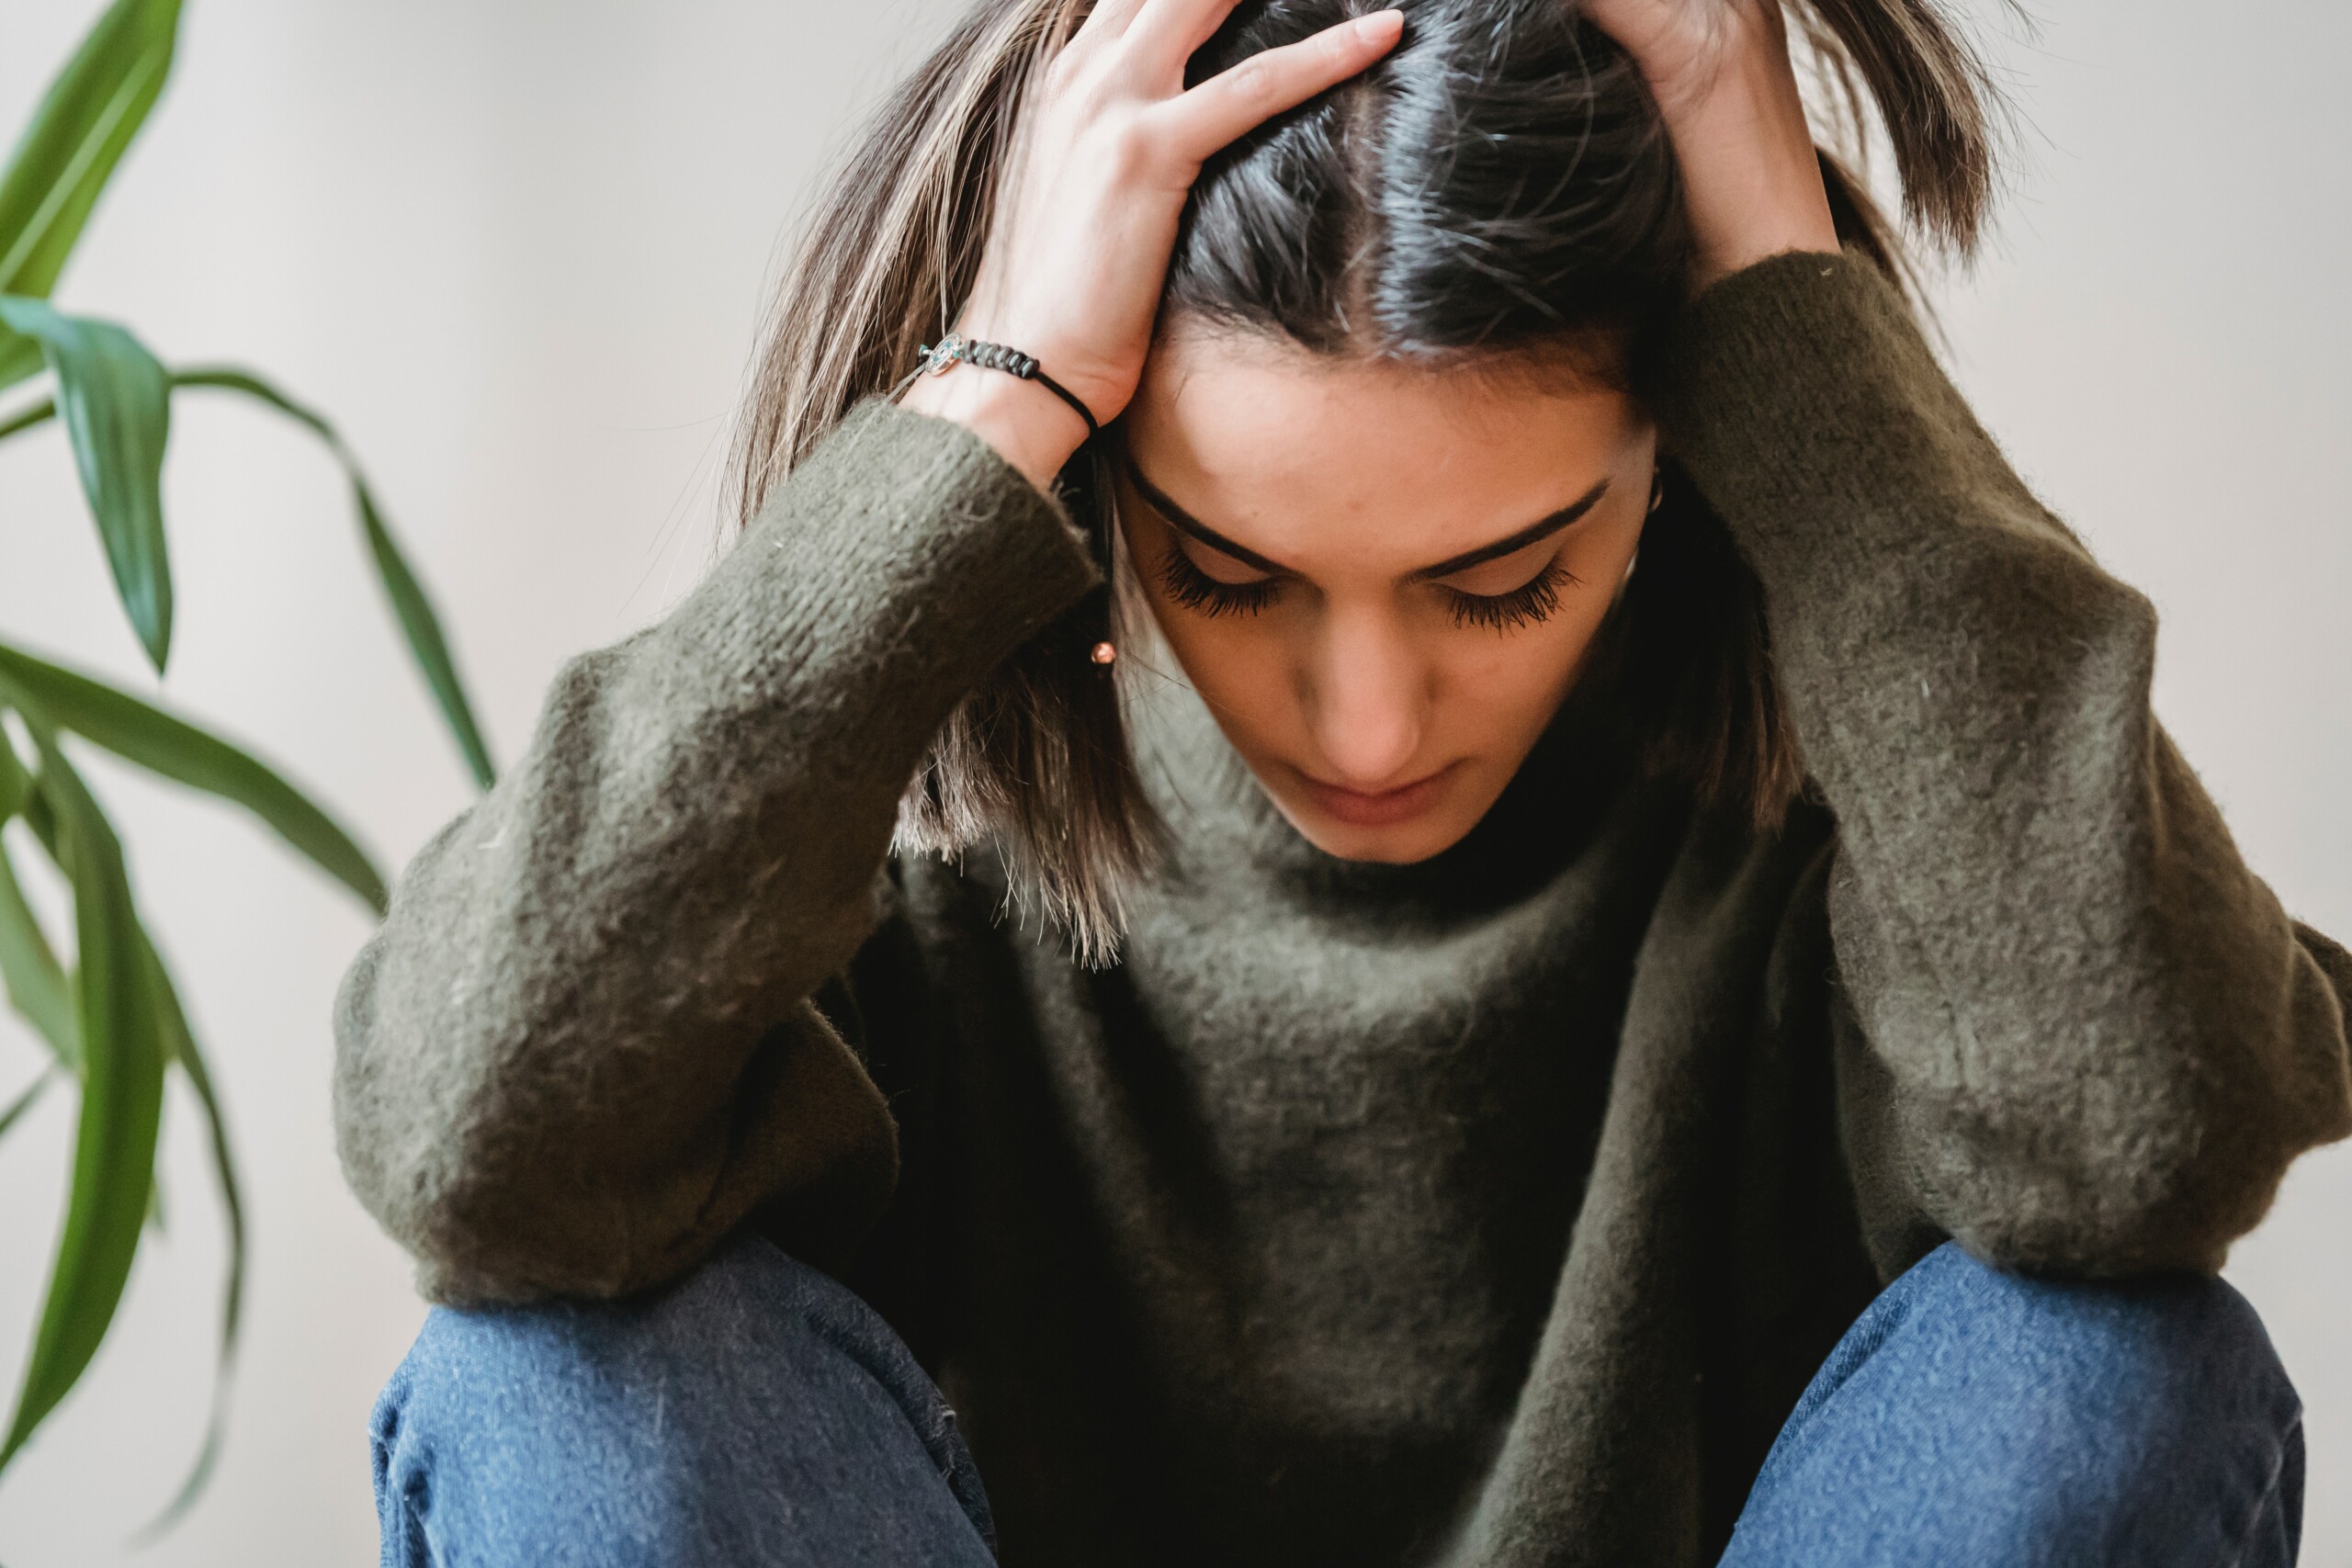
xmin=1578 ymin=0 xmax=1839 ymax=291
xmin=901 ymin=0 xmax=1404 ymax=489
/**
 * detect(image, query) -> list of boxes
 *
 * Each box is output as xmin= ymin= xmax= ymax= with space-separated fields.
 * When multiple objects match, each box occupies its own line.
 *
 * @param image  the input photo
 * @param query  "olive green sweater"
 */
xmin=333 ymin=252 xmax=2352 ymax=1567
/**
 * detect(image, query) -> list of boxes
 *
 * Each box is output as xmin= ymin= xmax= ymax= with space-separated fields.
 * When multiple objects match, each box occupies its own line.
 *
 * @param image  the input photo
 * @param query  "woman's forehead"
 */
xmin=1125 ymin=330 xmax=1648 ymax=571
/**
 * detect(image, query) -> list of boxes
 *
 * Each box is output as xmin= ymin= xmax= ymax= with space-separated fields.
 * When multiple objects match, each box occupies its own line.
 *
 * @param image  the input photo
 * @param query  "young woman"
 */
xmin=341 ymin=0 xmax=2348 ymax=1562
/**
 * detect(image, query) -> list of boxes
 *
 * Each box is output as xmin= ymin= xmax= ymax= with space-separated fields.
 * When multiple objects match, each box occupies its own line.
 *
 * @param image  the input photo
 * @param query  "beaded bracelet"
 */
xmin=907 ymin=332 xmax=1101 ymax=438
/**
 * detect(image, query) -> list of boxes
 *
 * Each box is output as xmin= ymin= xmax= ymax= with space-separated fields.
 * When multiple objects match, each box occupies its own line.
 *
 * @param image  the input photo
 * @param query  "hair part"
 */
xmin=728 ymin=0 xmax=2006 ymax=962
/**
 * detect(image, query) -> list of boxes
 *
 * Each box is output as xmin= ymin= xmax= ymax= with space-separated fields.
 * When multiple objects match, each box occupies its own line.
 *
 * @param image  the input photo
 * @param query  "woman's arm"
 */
xmin=334 ymin=404 xmax=1098 ymax=1305
xmin=1592 ymin=0 xmax=2351 ymax=1274
xmin=1657 ymin=250 xmax=2352 ymax=1275
xmin=335 ymin=0 xmax=1406 ymax=1307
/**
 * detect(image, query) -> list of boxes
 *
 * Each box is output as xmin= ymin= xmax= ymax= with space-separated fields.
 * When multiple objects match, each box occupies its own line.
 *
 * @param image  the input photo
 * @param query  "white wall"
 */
xmin=0 ymin=1 xmax=2343 ymax=1562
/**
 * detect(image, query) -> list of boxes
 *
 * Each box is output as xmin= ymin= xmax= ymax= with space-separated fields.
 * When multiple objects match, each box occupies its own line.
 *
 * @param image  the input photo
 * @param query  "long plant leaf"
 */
xmin=0 ymin=836 xmax=76 ymax=1066
xmin=0 ymin=727 xmax=26 ymax=819
xmin=0 ymin=0 xmax=183 ymax=394
xmin=0 ymin=1067 xmax=54 ymax=1142
xmin=7 ymin=368 xmax=496 ymax=788
xmin=0 ymin=394 xmax=56 ymax=443
xmin=0 ymin=299 xmax=172 ymax=671
xmin=9 ymin=737 xmax=252 ymax=1524
xmin=172 ymin=367 xmax=496 ymax=788
xmin=0 ymin=729 xmax=74 ymax=1063
xmin=17 ymin=768 xmax=60 ymax=861
xmin=6 ymin=740 xmax=250 ymax=1526
xmin=0 ymin=642 xmax=386 ymax=914
xmin=0 ymin=325 xmax=36 ymax=396
xmin=130 ymin=936 xmax=243 ymax=1537
xmin=0 ymin=709 xmax=168 ymax=1473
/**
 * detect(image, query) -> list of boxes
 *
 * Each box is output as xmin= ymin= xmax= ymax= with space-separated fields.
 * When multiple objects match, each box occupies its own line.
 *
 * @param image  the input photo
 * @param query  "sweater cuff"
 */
xmin=680 ymin=396 xmax=1104 ymax=748
xmin=750 ymin=393 xmax=1102 ymax=637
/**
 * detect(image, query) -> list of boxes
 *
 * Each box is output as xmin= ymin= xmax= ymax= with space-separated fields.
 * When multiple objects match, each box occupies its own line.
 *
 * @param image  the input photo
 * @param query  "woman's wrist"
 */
xmin=900 ymin=362 xmax=1091 ymax=493
xmin=1587 ymin=0 xmax=1841 ymax=292
xmin=1658 ymin=62 xmax=1839 ymax=288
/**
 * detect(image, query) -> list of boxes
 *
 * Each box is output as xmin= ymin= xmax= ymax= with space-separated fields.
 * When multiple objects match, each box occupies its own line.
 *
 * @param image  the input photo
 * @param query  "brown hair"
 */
xmin=727 ymin=0 xmax=2004 ymax=961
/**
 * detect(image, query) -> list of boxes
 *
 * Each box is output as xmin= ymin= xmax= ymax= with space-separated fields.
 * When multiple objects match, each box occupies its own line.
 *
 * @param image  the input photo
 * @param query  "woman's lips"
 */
xmin=1299 ymin=762 xmax=1459 ymax=828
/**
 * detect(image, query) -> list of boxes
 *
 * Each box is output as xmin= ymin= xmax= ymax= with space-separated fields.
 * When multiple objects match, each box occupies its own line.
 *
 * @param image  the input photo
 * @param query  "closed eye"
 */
xmin=1437 ymin=558 xmax=1579 ymax=631
xmin=1154 ymin=539 xmax=1283 ymax=617
xmin=1126 ymin=451 xmax=1597 ymax=633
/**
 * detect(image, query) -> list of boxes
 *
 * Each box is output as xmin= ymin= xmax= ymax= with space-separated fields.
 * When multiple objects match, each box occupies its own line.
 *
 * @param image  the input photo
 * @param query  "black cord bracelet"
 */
xmin=909 ymin=332 xmax=1101 ymax=438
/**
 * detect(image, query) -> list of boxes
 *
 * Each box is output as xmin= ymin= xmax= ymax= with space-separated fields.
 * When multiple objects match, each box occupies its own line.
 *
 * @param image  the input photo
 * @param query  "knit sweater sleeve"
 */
xmin=332 ymin=399 xmax=1100 ymax=1305
xmin=1652 ymin=250 xmax=2352 ymax=1277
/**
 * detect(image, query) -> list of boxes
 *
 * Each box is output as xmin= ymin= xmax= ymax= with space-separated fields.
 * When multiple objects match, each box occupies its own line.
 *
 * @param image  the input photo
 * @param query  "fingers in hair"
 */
xmin=1156 ymin=9 xmax=1403 ymax=163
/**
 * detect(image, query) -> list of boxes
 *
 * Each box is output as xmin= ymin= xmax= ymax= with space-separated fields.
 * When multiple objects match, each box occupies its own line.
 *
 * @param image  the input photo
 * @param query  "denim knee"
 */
xmin=372 ymin=1231 xmax=994 ymax=1568
xmin=1726 ymin=1242 xmax=2304 ymax=1568
xmin=1808 ymin=1242 xmax=2299 ymax=1428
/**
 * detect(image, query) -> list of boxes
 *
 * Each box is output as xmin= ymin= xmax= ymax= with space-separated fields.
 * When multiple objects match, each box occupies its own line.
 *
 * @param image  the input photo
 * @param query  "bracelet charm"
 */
xmin=910 ymin=332 xmax=1102 ymax=438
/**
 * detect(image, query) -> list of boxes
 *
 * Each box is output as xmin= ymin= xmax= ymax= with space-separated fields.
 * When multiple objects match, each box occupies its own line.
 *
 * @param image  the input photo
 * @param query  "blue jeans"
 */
xmin=371 ymin=1235 xmax=2304 ymax=1567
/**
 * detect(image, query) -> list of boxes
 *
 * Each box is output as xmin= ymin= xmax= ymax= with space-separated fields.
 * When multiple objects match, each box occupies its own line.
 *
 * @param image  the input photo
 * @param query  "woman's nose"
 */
xmin=1300 ymin=610 xmax=1427 ymax=787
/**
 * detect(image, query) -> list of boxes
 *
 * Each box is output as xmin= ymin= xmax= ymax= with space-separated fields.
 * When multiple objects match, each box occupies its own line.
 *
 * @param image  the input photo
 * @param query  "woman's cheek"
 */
xmin=1153 ymin=606 xmax=1317 ymax=761
xmin=1443 ymin=606 xmax=1594 ymax=712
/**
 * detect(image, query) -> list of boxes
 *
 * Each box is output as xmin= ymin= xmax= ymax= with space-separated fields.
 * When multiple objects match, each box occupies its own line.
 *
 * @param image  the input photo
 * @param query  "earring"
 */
xmin=1091 ymin=641 xmax=1117 ymax=666
xmin=1647 ymin=468 xmax=1666 ymax=515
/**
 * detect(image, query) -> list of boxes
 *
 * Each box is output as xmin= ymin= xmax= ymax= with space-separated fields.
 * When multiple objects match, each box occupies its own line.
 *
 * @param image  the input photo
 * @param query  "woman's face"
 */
xmin=1119 ymin=325 xmax=1657 ymax=864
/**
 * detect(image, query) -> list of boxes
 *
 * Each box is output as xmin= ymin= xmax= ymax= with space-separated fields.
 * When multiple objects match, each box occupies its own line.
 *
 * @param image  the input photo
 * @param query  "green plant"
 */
xmin=0 ymin=0 xmax=493 ymax=1528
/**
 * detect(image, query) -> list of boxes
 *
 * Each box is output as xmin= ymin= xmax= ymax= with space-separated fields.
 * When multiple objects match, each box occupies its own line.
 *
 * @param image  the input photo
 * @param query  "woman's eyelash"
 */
xmin=1154 ymin=544 xmax=1282 ymax=618
xmin=1442 ymin=559 xmax=1579 ymax=632
xmin=1154 ymin=542 xmax=1580 ymax=631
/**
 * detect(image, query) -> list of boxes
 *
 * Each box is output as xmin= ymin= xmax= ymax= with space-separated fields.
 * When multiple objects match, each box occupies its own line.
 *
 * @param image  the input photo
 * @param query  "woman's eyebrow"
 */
xmin=1122 ymin=453 xmax=1610 ymax=580
xmin=1122 ymin=457 xmax=1289 ymax=575
xmin=1407 ymin=479 xmax=1611 ymax=581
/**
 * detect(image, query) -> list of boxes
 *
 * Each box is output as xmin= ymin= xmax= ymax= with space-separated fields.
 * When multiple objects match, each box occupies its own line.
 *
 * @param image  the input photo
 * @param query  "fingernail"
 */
xmin=1360 ymin=9 xmax=1404 ymax=38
